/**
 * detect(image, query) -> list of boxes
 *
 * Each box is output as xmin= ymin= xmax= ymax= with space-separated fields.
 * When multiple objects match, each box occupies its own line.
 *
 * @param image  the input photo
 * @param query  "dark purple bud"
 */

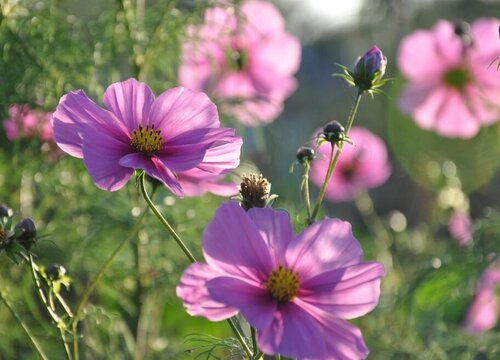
xmin=0 ymin=204 xmax=13 ymax=218
xmin=14 ymin=217 xmax=37 ymax=249
xmin=353 ymin=46 xmax=387 ymax=90
xmin=453 ymin=20 xmax=473 ymax=47
xmin=296 ymin=146 xmax=315 ymax=164
xmin=322 ymin=121 xmax=345 ymax=144
xmin=46 ymin=264 xmax=67 ymax=281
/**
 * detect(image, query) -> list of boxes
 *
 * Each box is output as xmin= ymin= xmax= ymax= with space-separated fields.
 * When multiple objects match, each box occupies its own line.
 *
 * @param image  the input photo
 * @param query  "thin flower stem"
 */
xmin=309 ymin=91 xmax=363 ymax=223
xmin=138 ymin=173 xmax=197 ymax=263
xmin=251 ymin=326 xmax=258 ymax=355
xmin=138 ymin=173 xmax=253 ymax=358
xmin=68 ymin=203 xmax=150 ymax=360
xmin=252 ymin=352 xmax=264 ymax=360
xmin=302 ymin=162 xmax=312 ymax=221
xmin=0 ymin=291 xmax=50 ymax=360
xmin=27 ymin=255 xmax=70 ymax=360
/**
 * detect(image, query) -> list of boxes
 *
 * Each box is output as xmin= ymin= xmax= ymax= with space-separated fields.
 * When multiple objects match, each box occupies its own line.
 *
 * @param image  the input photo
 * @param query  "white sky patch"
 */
xmin=275 ymin=0 xmax=364 ymax=41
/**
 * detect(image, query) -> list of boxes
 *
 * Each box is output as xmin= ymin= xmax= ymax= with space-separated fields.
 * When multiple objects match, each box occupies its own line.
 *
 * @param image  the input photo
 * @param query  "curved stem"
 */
xmin=309 ymin=91 xmax=363 ymax=223
xmin=0 ymin=291 xmax=49 ymax=360
xmin=251 ymin=326 xmax=258 ymax=355
xmin=138 ymin=173 xmax=196 ymax=263
xmin=138 ymin=173 xmax=253 ymax=358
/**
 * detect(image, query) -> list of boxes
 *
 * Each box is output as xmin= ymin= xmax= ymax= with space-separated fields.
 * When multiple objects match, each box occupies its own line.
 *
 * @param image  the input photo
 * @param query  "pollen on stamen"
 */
xmin=264 ymin=265 xmax=300 ymax=302
xmin=130 ymin=124 xmax=163 ymax=156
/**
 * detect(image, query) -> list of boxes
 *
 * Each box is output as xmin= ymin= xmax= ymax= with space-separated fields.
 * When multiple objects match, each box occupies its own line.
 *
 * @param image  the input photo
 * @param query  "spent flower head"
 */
xmin=236 ymin=173 xmax=277 ymax=210
xmin=177 ymin=201 xmax=384 ymax=359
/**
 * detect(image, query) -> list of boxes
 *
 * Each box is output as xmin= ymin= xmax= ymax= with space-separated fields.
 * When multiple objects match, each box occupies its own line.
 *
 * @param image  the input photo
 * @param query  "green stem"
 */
xmin=68 ymin=205 xmax=150 ymax=360
xmin=138 ymin=173 xmax=253 ymax=358
xmin=302 ymin=162 xmax=312 ymax=222
xmin=309 ymin=91 xmax=363 ymax=223
xmin=27 ymin=255 xmax=70 ymax=360
xmin=251 ymin=326 xmax=258 ymax=355
xmin=0 ymin=292 xmax=50 ymax=360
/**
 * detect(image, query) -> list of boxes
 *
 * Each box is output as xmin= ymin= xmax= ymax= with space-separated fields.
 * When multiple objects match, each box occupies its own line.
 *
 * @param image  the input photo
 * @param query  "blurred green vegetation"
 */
xmin=1 ymin=0 xmax=500 ymax=359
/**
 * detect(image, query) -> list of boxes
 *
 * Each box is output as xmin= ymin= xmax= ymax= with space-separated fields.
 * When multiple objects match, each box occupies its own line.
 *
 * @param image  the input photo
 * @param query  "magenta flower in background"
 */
xmin=398 ymin=18 xmax=500 ymax=138
xmin=179 ymin=0 xmax=301 ymax=126
xmin=465 ymin=266 xmax=500 ymax=334
xmin=177 ymin=201 xmax=384 ymax=359
xmin=2 ymin=104 xmax=55 ymax=143
xmin=53 ymin=78 xmax=242 ymax=195
xmin=448 ymin=211 xmax=473 ymax=246
xmin=310 ymin=127 xmax=391 ymax=203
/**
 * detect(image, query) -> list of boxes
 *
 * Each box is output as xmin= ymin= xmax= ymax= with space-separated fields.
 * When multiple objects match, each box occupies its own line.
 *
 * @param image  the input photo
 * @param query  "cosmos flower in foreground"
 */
xmin=53 ymin=78 xmax=241 ymax=196
xmin=179 ymin=0 xmax=301 ymax=126
xmin=398 ymin=18 xmax=500 ymax=138
xmin=465 ymin=266 xmax=500 ymax=334
xmin=310 ymin=127 xmax=391 ymax=203
xmin=177 ymin=201 xmax=384 ymax=359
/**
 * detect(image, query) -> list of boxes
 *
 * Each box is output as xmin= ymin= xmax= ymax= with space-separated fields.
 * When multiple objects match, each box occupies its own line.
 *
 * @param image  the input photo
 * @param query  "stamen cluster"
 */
xmin=264 ymin=265 xmax=300 ymax=302
xmin=130 ymin=124 xmax=163 ymax=156
xmin=239 ymin=173 xmax=271 ymax=210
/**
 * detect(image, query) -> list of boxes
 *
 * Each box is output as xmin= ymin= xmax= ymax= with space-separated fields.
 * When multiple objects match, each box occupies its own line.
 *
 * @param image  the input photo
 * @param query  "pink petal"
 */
xmin=247 ymin=207 xmax=294 ymax=267
xmin=3 ymin=119 xmax=19 ymax=141
xmin=81 ymin=131 xmax=133 ymax=191
xmin=434 ymin=90 xmax=481 ymax=138
xmin=202 ymin=201 xmax=274 ymax=282
xmin=464 ymin=287 xmax=498 ymax=334
xmin=470 ymin=18 xmax=500 ymax=62
xmin=432 ymin=20 xmax=464 ymax=66
xmin=257 ymin=301 xmax=326 ymax=359
xmin=103 ymin=78 xmax=155 ymax=131
xmin=286 ymin=218 xmax=363 ymax=281
xmin=398 ymin=83 xmax=441 ymax=130
xmin=177 ymin=175 xmax=238 ymax=197
xmin=148 ymin=87 xmax=219 ymax=139
xmin=319 ymin=316 xmax=370 ymax=359
xmin=299 ymin=262 xmax=384 ymax=320
xmin=241 ymin=0 xmax=285 ymax=40
xmin=195 ymin=129 xmax=242 ymax=174
xmin=53 ymin=90 xmax=129 ymax=158
xmin=207 ymin=276 xmax=276 ymax=329
xmin=119 ymin=153 xmax=183 ymax=196
xmin=176 ymin=263 xmax=238 ymax=321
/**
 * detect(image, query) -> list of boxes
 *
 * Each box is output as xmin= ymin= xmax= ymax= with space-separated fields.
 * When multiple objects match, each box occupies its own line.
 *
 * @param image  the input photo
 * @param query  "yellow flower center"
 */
xmin=264 ymin=265 xmax=300 ymax=302
xmin=130 ymin=124 xmax=163 ymax=156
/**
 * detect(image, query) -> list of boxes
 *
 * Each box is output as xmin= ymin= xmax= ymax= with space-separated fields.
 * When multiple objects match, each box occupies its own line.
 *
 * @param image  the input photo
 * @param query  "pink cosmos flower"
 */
xmin=179 ymin=0 xmax=301 ymax=126
xmin=465 ymin=266 xmax=500 ymax=334
xmin=398 ymin=18 xmax=500 ymax=138
xmin=448 ymin=211 xmax=473 ymax=246
xmin=2 ymin=104 xmax=55 ymax=143
xmin=310 ymin=127 xmax=391 ymax=203
xmin=177 ymin=201 xmax=384 ymax=359
xmin=52 ymin=78 xmax=242 ymax=196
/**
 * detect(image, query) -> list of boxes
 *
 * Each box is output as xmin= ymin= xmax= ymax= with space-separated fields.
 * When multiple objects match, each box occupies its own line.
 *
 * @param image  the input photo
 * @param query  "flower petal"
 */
xmin=81 ymin=131 xmax=133 ymax=191
xmin=257 ymin=301 xmax=326 ymax=359
xmin=176 ymin=263 xmax=238 ymax=321
xmin=119 ymin=153 xmax=183 ymax=196
xmin=149 ymin=87 xmax=219 ymax=139
xmin=207 ymin=276 xmax=276 ymax=329
xmin=247 ymin=207 xmax=294 ymax=267
xmin=103 ymin=78 xmax=155 ymax=131
xmin=299 ymin=262 xmax=384 ymax=320
xmin=203 ymin=201 xmax=274 ymax=282
xmin=286 ymin=218 xmax=363 ymax=281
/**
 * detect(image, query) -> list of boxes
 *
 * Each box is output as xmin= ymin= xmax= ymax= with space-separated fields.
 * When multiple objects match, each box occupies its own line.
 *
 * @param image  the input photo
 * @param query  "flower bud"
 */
xmin=46 ymin=264 xmax=67 ymax=281
xmin=14 ymin=217 xmax=37 ymax=249
xmin=353 ymin=46 xmax=387 ymax=91
xmin=322 ymin=121 xmax=345 ymax=144
xmin=0 ymin=204 xmax=13 ymax=219
xmin=296 ymin=146 xmax=315 ymax=164
xmin=453 ymin=20 xmax=473 ymax=47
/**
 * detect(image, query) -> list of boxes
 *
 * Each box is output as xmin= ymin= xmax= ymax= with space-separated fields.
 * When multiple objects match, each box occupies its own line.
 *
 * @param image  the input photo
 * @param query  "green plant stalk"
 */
xmin=68 ymin=205 xmax=150 ymax=360
xmin=28 ymin=255 xmax=70 ymax=360
xmin=0 ymin=292 xmax=49 ymax=360
xmin=138 ymin=173 xmax=253 ymax=358
xmin=309 ymin=91 xmax=363 ymax=223
xmin=302 ymin=162 xmax=312 ymax=222
xmin=251 ymin=326 xmax=258 ymax=355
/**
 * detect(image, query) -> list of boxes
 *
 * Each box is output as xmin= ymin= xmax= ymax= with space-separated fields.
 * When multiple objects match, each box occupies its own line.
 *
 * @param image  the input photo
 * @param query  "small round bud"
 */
xmin=453 ymin=20 xmax=473 ymax=47
xmin=296 ymin=146 xmax=315 ymax=164
xmin=322 ymin=121 xmax=345 ymax=144
xmin=0 ymin=204 xmax=13 ymax=219
xmin=46 ymin=264 xmax=67 ymax=281
xmin=14 ymin=217 xmax=37 ymax=249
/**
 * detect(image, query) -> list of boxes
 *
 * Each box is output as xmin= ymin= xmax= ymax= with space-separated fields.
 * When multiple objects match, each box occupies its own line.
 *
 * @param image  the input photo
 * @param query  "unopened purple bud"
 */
xmin=296 ymin=146 xmax=315 ymax=164
xmin=14 ymin=217 xmax=37 ymax=249
xmin=322 ymin=121 xmax=345 ymax=144
xmin=353 ymin=46 xmax=387 ymax=90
